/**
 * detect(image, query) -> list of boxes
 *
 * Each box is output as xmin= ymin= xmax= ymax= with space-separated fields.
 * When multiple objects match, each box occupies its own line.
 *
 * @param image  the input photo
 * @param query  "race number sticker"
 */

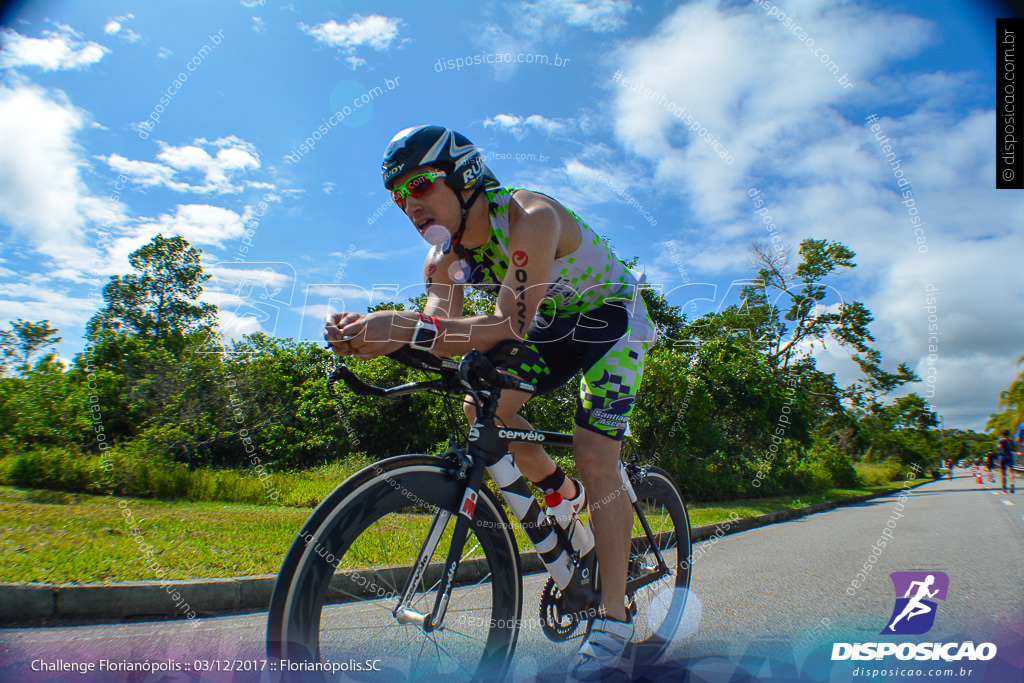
xmin=511 ymin=250 xmax=529 ymax=267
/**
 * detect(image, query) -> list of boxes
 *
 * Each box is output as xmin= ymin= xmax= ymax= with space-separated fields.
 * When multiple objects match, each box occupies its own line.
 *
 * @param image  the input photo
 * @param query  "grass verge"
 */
xmin=0 ymin=478 xmax=928 ymax=584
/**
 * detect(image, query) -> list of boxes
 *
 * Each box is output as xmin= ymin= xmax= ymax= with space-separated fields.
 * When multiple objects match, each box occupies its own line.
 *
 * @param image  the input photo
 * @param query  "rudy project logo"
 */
xmin=882 ymin=571 xmax=948 ymax=635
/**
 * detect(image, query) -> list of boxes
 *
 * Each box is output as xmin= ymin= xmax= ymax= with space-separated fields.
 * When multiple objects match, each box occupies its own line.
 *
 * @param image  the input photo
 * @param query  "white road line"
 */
xmin=1002 ymin=500 xmax=1014 ymax=506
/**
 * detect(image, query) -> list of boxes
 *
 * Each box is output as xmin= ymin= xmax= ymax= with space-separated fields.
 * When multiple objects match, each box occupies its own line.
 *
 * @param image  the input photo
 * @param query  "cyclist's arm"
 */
xmin=426 ymin=193 xmax=562 ymax=355
xmin=331 ymin=193 xmax=565 ymax=358
xmin=421 ymin=248 xmax=464 ymax=319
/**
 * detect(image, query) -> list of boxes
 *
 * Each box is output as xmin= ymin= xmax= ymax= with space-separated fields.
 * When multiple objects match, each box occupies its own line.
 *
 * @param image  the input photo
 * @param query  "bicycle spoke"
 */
xmin=426 ymin=632 xmax=477 ymax=677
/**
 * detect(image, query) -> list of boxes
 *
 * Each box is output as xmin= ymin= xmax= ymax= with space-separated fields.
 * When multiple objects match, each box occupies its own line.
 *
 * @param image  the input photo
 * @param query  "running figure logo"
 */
xmin=881 ymin=571 xmax=949 ymax=635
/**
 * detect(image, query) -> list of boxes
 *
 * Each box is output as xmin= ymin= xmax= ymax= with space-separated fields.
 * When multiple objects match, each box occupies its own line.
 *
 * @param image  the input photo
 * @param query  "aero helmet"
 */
xmin=382 ymin=125 xmax=499 ymax=192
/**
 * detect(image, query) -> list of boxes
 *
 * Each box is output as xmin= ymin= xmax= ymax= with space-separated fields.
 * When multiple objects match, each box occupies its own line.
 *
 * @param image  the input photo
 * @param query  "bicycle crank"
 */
xmin=539 ymin=577 xmax=584 ymax=642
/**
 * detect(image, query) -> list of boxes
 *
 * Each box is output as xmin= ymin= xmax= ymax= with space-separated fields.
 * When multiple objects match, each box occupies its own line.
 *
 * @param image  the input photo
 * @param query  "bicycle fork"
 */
xmin=392 ymin=452 xmax=489 ymax=633
xmin=390 ymin=446 xmax=593 ymax=633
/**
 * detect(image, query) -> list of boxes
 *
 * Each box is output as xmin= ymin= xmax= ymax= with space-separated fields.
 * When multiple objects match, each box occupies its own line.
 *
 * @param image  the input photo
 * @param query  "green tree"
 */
xmin=0 ymin=319 xmax=62 ymax=374
xmin=705 ymin=239 xmax=918 ymax=403
xmin=86 ymin=235 xmax=217 ymax=344
xmin=986 ymin=355 xmax=1024 ymax=436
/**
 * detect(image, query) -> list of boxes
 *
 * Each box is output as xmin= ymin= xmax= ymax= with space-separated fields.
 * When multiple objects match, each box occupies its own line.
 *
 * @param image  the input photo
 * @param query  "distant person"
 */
xmin=985 ymin=451 xmax=996 ymax=483
xmin=997 ymin=430 xmax=1016 ymax=494
xmin=946 ymin=457 xmax=955 ymax=479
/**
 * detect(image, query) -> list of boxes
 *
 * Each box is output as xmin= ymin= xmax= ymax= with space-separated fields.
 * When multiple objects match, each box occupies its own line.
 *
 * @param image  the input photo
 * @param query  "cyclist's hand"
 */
xmin=324 ymin=312 xmax=363 ymax=355
xmin=332 ymin=310 xmax=409 ymax=359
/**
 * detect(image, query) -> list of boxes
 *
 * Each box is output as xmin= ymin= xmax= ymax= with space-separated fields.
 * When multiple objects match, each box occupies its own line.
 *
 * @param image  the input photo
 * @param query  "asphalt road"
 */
xmin=2 ymin=472 xmax=1022 ymax=682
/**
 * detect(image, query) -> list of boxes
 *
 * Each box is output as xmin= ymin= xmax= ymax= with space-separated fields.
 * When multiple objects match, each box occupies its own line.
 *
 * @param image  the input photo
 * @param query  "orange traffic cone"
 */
xmin=976 ymin=471 xmax=983 ymax=484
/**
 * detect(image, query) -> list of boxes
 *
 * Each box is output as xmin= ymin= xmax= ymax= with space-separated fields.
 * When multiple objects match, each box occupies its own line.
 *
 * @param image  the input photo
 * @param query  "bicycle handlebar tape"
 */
xmin=487 ymin=453 xmax=574 ymax=589
xmin=334 ymin=366 xmax=387 ymax=398
xmin=387 ymin=345 xmax=443 ymax=372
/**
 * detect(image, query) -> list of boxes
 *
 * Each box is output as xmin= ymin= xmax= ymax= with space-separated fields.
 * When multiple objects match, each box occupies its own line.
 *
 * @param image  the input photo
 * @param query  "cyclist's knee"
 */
xmin=573 ymin=428 xmax=622 ymax=473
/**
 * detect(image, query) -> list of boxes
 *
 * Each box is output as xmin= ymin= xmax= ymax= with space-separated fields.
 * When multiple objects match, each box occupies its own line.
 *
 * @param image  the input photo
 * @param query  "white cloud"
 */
xmin=0 ymin=281 xmax=98 ymax=328
xmin=215 ymin=308 xmax=265 ymax=342
xmin=103 ymin=13 xmax=141 ymax=43
xmin=140 ymin=204 xmax=245 ymax=247
xmin=100 ymin=137 xmax=262 ymax=195
xmin=475 ymin=1 xmax=632 ymax=77
xmin=91 ymin=203 xmax=246 ymax=278
xmin=297 ymin=285 xmax=398 ymax=321
xmin=0 ymin=84 xmax=105 ymax=271
xmin=206 ymin=265 xmax=293 ymax=289
xmin=299 ymin=15 xmax=401 ymax=65
xmin=0 ymin=25 xmax=109 ymax=71
xmin=483 ymin=113 xmax=567 ymax=139
xmin=252 ymin=17 xmax=267 ymax=35
xmin=103 ymin=154 xmax=178 ymax=188
xmin=530 ymin=0 xmax=634 ymax=33
xmin=603 ymin=0 xmax=1023 ymax=430
xmin=156 ymin=47 xmax=172 ymax=60
xmin=610 ymin=1 xmax=931 ymax=223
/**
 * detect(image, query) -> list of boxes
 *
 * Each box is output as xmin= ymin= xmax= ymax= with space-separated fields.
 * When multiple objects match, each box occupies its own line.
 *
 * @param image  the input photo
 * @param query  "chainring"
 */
xmin=539 ymin=577 xmax=582 ymax=642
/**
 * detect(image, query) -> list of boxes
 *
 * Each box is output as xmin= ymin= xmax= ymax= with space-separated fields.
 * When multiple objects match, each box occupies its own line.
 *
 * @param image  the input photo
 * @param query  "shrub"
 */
xmin=854 ymin=458 xmax=904 ymax=487
xmin=7 ymin=446 xmax=103 ymax=493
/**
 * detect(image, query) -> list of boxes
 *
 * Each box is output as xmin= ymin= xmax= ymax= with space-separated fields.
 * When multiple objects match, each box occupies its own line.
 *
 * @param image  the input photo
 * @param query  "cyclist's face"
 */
xmin=394 ymin=166 xmax=461 ymax=239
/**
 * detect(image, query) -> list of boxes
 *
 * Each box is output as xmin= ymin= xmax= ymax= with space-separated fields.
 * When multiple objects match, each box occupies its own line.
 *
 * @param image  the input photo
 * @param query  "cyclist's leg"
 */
xmin=479 ymin=319 xmax=591 ymax=499
xmin=462 ymin=388 xmax=577 ymax=499
xmin=574 ymin=426 xmax=630 ymax=622
xmin=571 ymin=299 xmax=655 ymax=675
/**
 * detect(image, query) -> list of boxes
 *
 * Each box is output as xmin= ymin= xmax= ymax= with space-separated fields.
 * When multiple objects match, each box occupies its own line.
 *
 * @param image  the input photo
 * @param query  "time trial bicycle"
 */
xmin=265 ymin=347 xmax=692 ymax=680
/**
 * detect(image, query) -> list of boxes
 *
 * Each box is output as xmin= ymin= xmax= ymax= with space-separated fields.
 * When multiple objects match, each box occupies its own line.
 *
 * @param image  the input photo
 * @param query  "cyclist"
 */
xmin=325 ymin=125 xmax=656 ymax=680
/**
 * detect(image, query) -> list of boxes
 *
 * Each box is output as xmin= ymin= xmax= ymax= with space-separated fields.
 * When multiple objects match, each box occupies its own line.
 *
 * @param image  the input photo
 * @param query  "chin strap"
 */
xmin=443 ymin=182 xmax=487 ymax=254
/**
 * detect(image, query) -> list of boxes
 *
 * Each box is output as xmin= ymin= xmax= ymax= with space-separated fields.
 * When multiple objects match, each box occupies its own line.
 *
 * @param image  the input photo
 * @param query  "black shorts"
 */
xmin=487 ymin=300 xmax=656 ymax=441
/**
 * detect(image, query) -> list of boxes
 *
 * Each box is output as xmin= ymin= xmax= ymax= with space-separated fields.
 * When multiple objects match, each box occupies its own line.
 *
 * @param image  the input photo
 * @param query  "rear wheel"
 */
xmin=624 ymin=465 xmax=692 ymax=665
xmin=266 ymin=455 xmax=523 ymax=681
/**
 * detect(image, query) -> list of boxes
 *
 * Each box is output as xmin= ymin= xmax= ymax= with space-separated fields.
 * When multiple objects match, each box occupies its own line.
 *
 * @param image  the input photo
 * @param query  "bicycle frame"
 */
xmin=391 ymin=419 xmax=672 ymax=633
xmin=328 ymin=349 xmax=674 ymax=635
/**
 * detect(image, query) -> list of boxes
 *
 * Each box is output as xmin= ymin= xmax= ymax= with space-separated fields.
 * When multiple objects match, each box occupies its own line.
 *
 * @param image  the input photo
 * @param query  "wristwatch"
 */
xmin=410 ymin=313 xmax=440 ymax=351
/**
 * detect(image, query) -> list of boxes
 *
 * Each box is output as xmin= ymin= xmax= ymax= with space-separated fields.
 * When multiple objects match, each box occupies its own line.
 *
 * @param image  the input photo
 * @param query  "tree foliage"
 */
xmin=0 ymin=319 xmax=61 ymax=375
xmin=987 ymin=355 xmax=1024 ymax=437
xmin=0 ymin=234 xmax=967 ymax=503
xmin=86 ymin=234 xmax=217 ymax=344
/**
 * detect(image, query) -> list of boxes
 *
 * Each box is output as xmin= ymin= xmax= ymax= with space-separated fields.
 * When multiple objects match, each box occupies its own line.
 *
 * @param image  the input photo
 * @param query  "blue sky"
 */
xmin=0 ymin=0 xmax=1021 ymax=431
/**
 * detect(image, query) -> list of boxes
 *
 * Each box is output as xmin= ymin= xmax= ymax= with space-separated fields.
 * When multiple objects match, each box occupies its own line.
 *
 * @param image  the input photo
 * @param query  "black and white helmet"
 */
xmin=382 ymin=125 xmax=499 ymax=192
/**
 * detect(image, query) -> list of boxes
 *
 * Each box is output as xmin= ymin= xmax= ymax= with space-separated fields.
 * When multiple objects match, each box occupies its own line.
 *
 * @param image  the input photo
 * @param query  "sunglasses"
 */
xmin=391 ymin=171 xmax=447 ymax=209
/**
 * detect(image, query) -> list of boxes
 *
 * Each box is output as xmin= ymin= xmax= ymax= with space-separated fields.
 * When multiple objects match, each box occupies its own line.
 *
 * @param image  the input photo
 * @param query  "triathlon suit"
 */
xmin=449 ymin=186 xmax=656 ymax=441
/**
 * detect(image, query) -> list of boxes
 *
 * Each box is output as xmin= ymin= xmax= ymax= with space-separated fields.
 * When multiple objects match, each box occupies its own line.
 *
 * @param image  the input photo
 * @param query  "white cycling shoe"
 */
xmin=568 ymin=615 xmax=633 ymax=682
xmin=567 ymin=478 xmax=587 ymax=515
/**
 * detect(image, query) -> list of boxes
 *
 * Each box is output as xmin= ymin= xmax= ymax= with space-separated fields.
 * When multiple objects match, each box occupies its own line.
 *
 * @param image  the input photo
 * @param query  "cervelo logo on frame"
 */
xmin=498 ymin=428 xmax=545 ymax=442
xmin=882 ymin=571 xmax=947 ymax=635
